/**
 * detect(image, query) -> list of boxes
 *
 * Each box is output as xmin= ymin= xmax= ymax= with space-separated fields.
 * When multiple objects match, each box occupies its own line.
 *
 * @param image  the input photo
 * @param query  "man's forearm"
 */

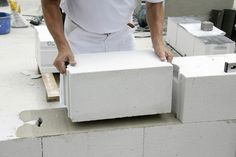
xmin=42 ymin=0 xmax=75 ymax=74
xmin=41 ymin=0 xmax=69 ymax=53
xmin=146 ymin=2 xmax=165 ymax=53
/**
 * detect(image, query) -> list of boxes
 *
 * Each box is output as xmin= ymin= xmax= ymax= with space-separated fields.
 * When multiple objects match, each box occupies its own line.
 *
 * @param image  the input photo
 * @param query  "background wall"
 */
xmin=233 ymin=0 xmax=236 ymax=8
xmin=16 ymin=0 xmax=236 ymax=18
xmin=165 ymin=0 xmax=234 ymax=18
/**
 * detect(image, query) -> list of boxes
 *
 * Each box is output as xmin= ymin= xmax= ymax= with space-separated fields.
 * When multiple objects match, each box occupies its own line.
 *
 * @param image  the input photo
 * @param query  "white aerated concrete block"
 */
xmin=144 ymin=120 xmax=236 ymax=157
xmin=43 ymin=129 xmax=143 ymax=157
xmin=0 ymin=138 xmax=42 ymax=157
xmin=35 ymin=26 xmax=58 ymax=73
xmin=176 ymin=24 xmax=234 ymax=56
xmin=172 ymin=54 xmax=236 ymax=122
xmin=166 ymin=17 xmax=234 ymax=56
xmin=166 ymin=17 xmax=199 ymax=48
xmin=64 ymin=50 xmax=173 ymax=122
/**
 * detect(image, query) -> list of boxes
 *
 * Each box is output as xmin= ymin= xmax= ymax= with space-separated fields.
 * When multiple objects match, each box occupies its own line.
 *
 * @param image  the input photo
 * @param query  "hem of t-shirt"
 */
xmin=64 ymin=14 xmax=131 ymax=35
xmin=144 ymin=0 xmax=164 ymax=3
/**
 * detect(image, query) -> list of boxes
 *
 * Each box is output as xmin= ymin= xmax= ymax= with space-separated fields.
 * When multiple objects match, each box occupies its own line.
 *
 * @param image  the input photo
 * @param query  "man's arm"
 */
xmin=146 ymin=2 xmax=173 ymax=62
xmin=41 ymin=0 xmax=76 ymax=74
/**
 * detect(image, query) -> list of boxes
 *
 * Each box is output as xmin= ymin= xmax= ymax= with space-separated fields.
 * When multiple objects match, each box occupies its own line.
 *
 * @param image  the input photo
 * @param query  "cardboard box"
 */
xmin=172 ymin=54 xmax=236 ymax=122
xmin=64 ymin=50 xmax=173 ymax=122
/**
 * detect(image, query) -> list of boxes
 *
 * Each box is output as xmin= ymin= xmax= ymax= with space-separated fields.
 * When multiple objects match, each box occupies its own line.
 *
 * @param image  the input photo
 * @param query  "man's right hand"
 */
xmin=42 ymin=0 xmax=76 ymax=74
xmin=53 ymin=49 xmax=76 ymax=74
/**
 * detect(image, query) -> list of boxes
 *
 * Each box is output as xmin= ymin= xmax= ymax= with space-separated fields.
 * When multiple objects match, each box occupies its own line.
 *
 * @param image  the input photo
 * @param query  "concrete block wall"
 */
xmin=43 ymin=121 xmax=236 ymax=157
xmin=1 ymin=116 xmax=236 ymax=157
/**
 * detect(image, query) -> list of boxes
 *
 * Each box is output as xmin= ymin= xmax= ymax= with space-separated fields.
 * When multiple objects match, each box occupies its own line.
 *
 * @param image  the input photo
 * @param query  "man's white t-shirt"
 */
xmin=60 ymin=0 xmax=164 ymax=34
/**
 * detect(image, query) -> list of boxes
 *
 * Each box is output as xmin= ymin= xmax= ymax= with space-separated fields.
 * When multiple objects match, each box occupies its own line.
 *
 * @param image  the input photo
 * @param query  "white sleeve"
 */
xmin=144 ymin=0 xmax=164 ymax=3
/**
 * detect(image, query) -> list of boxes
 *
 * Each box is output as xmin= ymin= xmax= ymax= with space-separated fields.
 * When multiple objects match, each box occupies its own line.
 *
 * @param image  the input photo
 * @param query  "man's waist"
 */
xmin=66 ymin=14 xmax=133 ymax=34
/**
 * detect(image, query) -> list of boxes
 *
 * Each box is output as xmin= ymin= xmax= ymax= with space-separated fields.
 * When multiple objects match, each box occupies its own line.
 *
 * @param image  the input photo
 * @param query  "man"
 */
xmin=41 ymin=0 xmax=173 ymax=74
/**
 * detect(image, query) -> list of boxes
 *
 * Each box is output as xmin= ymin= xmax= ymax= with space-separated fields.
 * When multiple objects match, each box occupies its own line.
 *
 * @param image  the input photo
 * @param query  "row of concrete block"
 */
xmin=1 ymin=111 xmax=236 ymax=157
xmin=63 ymin=50 xmax=236 ymax=123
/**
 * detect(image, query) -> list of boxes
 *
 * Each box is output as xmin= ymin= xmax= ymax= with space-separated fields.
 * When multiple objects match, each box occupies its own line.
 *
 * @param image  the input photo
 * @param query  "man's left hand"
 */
xmin=155 ymin=46 xmax=173 ymax=63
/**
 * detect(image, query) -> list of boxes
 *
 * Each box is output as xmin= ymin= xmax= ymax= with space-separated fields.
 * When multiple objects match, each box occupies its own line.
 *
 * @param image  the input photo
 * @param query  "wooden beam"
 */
xmin=42 ymin=73 xmax=59 ymax=101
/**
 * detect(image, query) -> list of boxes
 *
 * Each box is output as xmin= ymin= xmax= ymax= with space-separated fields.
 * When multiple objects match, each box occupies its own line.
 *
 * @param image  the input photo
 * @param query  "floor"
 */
xmin=0 ymin=1 xmax=58 ymax=140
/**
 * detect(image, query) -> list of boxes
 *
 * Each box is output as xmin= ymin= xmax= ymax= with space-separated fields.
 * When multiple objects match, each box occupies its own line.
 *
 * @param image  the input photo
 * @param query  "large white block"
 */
xmin=35 ymin=26 xmax=58 ymax=73
xmin=166 ymin=17 xmax=200 ymax=48
xmin=64 ymin=50 xmax=173 ymax=122
xmin=0 ymin=138 xmax=42 ymax=157
xmin=166 ymin=17 xmax=234 ymax=56
xmin=144 ymin=120 xmax=236 ymax=157
xmin=43 ymin=128 xmax=143 ymax=157
xmin=172 ymin=54 xmax=236 ymax=122
xmin=176 ymin=25 xmax=195 ymax=56
xmin=176 ymin=23 xmax=234 ymax=56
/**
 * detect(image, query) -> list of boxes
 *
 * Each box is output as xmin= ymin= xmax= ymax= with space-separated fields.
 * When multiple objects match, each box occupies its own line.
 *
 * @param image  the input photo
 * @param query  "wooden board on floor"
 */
xmin=42 ymin=73 xmax=59 ymax=101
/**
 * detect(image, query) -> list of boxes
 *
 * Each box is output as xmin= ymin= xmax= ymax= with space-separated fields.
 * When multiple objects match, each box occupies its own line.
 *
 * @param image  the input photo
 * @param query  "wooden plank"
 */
xmin=42 ymin=73 xmax=59 ymax=101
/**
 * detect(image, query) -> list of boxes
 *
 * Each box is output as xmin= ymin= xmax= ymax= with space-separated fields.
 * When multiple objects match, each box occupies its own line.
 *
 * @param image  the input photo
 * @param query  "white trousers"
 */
xmin=60 ymin=17 xmax=135 ymax=105
xmin=64 ymin=17 xmax=135 ymax=54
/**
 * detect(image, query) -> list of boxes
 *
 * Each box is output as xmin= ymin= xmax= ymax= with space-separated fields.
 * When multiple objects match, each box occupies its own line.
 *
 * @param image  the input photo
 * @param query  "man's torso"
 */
xmin=61 ymin=0 xmax=138 ymax=34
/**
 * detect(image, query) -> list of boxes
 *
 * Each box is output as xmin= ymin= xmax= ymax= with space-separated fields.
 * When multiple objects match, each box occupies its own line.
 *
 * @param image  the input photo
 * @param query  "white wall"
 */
xmin=233 ymin=0 xmax=236 ymax=8
xmin=165 ymin=0 xmax=234 ymax=17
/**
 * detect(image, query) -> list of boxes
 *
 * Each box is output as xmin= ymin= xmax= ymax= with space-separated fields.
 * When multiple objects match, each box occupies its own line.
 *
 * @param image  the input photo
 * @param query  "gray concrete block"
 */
xmin=43 ymin=128 xmax=143 ymax=157
xmin=0 ymin=138 xmax=42 ymax=157
xmin=144 ymin=120 xmax=236 ymax=157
